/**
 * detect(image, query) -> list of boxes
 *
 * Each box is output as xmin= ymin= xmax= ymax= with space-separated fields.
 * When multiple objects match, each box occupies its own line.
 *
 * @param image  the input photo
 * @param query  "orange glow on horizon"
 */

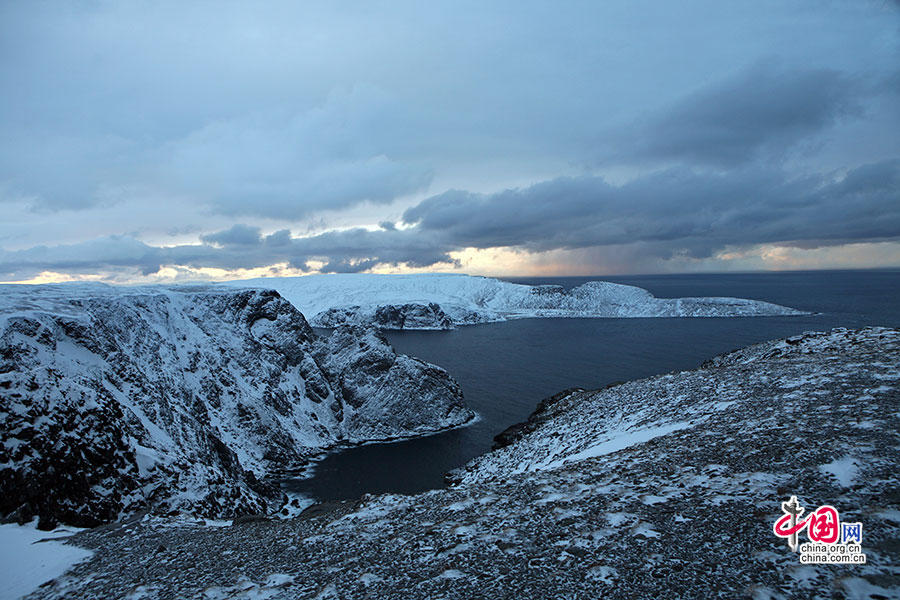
xmin=1 ymin=242 xmax=898 ymax=285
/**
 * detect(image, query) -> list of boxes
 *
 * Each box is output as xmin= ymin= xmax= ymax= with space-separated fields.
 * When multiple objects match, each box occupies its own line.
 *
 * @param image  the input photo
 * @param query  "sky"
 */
xmin=1 ymin=0 xmax=898 ymax=283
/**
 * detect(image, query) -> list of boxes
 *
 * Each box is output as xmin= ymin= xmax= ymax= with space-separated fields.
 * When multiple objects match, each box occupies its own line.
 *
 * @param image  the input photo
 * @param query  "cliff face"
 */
xmin=0 ymin=284 xmax=472 ymax=528
xmin=311 ymin=303 xmax=456 ymax=330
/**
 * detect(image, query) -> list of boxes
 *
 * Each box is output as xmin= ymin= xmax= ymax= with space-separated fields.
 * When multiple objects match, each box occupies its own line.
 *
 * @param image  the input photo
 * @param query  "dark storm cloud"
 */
xmin=595 ymin=62 xmax=861 ymax=168
xmin=404 ymin=159 xmax=900 ymax=259
xmin=200 ymin=224 xmax=262 ymax=246
xmin=0 ymin=236 xmax=165 ymax=278
xmin=263 ymin=227 xmax=458 ymax=271
xmin=1 ymin=159 xmax=897 ymax=280
xmin=4 ymin=2 xmax=896 ymax=223
xmin=264 ymin=230 xmax=293 ymax=246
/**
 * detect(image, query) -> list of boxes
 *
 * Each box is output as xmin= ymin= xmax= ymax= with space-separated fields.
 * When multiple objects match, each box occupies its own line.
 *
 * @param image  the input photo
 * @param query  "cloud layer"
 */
xmin=2 ymin=158 xmax=897 ymax=280
xmin=0 ymin=2 xmax=898 ymax=279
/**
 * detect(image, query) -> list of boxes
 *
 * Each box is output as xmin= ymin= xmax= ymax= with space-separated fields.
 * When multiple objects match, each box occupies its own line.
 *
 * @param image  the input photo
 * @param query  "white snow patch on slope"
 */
xmin=538 ymin=421 xmax=694 ymax=471
xmin=0 ymin=522 xmax=92 ymax=600
xmin=819 ymin=456 xmax=860 ymax=488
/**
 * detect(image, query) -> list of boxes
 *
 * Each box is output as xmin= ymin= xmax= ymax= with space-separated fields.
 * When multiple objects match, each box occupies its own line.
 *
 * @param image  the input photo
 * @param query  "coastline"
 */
xmin=23 ymin=327 xmax=897 ymax=599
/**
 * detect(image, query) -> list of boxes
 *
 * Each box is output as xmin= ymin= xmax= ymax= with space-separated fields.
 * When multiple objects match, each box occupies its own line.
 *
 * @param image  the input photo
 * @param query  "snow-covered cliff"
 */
xmin=226 ymin=273 xmax=807 ymax=330
xmin=0 ymin=284 xmax=472 ymax=528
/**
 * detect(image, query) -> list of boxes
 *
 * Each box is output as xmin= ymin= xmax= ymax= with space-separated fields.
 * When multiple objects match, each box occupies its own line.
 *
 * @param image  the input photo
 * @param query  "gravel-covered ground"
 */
xmin=26 ymin=327 xmax=900 ymax=599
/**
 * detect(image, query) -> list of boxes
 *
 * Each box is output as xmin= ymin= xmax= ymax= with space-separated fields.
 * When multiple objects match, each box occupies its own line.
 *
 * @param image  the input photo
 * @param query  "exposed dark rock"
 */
xmin=312 ymin=303 xmax=455 ymax=330
xmin=491 ymin=388 xmax=586 ymax=450
xmin=529 ymin=284 xmax=566 ymax=296
xmin=373 ymin=303 xmax=454 ymax=330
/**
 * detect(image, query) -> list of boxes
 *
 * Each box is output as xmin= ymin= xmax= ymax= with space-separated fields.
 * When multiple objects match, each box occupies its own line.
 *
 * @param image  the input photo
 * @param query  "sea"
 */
xmin=283 ymin=269 xmax=900 ymax=502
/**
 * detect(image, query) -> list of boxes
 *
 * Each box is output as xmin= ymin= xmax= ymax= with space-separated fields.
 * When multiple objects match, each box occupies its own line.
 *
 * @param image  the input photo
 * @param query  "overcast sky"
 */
xmin=1 ymin=1 xmax=898 ymax=282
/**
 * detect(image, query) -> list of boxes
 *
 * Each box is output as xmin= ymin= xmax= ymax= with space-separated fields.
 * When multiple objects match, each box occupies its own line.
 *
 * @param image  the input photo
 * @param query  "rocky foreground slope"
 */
xmin=0 ymin=284 xmax=473 ymax=529
xmin=227 ymin=273 xmax=807 ymax=330
xmin=31 ymin=327 xmax=899 ymax=599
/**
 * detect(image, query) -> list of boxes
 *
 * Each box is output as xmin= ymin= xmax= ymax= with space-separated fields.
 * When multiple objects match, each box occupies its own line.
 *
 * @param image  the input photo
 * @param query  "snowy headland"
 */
xmin=225 ymin=273 xmax=808 ymax=330
xmin=0 ymin=283 xmax=473 ymax=530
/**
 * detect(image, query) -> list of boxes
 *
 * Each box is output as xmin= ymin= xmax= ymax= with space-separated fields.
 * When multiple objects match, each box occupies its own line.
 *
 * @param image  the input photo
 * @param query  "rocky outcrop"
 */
xmin=490 ymin=388 xmax=585 ymax=451
xmin=313 ymin=326 xmax=469 ymax=438
xmin=374 ymin=303 xmax=455 ymax=330
xmin=311 ymin=303 xmax=455 ymax=330
xmin=0 ymin=284 xmax=473 ymax=528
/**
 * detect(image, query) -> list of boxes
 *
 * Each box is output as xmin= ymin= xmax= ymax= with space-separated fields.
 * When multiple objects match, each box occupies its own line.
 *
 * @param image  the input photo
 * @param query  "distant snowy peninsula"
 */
xmin=225 ymin=273 xmax=808 ymax=330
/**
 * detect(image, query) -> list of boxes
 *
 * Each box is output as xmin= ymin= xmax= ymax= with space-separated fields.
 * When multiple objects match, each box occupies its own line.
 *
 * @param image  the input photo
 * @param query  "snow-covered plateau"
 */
xmin=17 ymin=327 xmax=900 ymax=600
xmin=0 ymin=283 xmax=473 ymax=530
xmin=225 ymin=273 xmax=807 ymax=330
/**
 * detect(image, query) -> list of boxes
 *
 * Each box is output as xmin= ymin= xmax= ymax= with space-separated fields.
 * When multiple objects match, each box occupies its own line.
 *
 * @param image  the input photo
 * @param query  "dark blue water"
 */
xmin=284 ymin=269 xmax=900 ymax=501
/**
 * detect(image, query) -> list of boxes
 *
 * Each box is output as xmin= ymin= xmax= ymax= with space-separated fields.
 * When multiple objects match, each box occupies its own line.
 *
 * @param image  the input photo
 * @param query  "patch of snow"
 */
xmin=748 ymin=586 xmax=789 ymax=600
xmin=787 ymin=565 xmax=824 ymax=587
xmin=358 ymin=573 xmax=383 ymax=585
xmin=276 ymin=494 xmax=316 ymax=519
xmin=838 ymin=577 xmax=900 ymax=600
xmin=641 ymin=494 xmax=673 ymax=505
xmin=605 ymin=512 xmax=637 ymax=527
xmin=201 ymin=519 xmax=233 ymax=528
xmin=437 ymin=569 xmax=465 ymax=579
xmin=263 ymin=574 xmax=295 ymax=587
xmin=313 ymin=584 xmax=340 ymax=599
xmin=587 ymin=565 xmax=618 ymax=584
xmin=0 ymin=522 xmax=92 ymax=600
xmin=541 ymin=421 xmax=694 ymax=470
xmin=632 ymin=522 xmax=660 ymax=538
xmin=202 ymin=573 xmax=295 ymax=599
xmin=445 ymin=498 xmax=476 ymax=511
xmin=819 ymin=456 xmax=860 ymax=488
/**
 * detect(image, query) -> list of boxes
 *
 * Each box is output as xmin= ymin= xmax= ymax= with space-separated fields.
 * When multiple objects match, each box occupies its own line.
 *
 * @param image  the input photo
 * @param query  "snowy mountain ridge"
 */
xmin=225 ymin=273 xmax=807 ymax=330
xmin=0 ymin=283 xmax=473 ymax=528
